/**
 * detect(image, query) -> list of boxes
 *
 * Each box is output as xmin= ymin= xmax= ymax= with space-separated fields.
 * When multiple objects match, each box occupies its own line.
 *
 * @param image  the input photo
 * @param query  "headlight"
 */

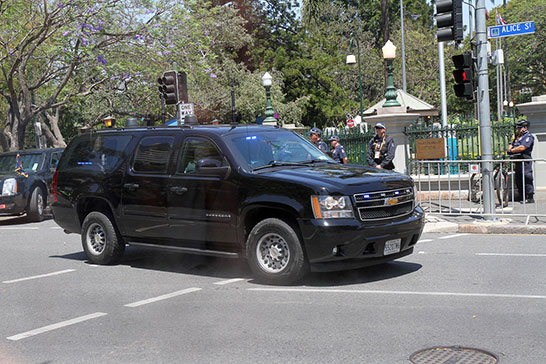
xmin=311 ymin=195 xmax=354 ymax=219
xmin=2 ymin=178 xmax=17 ymax=196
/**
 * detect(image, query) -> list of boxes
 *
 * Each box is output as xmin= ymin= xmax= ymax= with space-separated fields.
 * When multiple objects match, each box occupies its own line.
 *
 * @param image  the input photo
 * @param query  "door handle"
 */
xmin=170 ymin=186 xmax=188 ymax=195
xmin=123 ymin=183 xmax=140 ymax=191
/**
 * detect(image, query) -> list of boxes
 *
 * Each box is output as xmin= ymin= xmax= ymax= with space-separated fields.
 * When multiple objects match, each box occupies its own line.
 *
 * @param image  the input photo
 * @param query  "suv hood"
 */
xmin=262 ymin=163 xmax=413 ymax=194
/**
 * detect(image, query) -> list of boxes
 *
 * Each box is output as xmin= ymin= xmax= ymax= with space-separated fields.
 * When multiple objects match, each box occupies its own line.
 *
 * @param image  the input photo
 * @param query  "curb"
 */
xmin=457 ymin=223 xmax=546 ymax=235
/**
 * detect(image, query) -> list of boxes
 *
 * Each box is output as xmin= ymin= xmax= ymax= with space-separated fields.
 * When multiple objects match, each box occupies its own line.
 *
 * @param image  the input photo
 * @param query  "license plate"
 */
xmin=384 ymin=238 xmax=401 ymax=255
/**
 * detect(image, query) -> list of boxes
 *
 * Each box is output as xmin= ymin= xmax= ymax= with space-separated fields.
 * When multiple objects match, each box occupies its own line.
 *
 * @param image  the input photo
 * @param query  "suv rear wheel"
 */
xmin=81 ymin=211 xmax=125 ymax=264
xmin=246 ymin=218 xmax=308 ymax=285
xmin=27 ymin=187 xmax=45 ymax=222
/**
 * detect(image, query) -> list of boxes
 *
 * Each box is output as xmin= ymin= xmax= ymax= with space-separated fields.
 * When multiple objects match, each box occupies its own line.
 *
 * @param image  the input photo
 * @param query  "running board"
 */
xmin=127 ymin=241 xmax=240 ymax=259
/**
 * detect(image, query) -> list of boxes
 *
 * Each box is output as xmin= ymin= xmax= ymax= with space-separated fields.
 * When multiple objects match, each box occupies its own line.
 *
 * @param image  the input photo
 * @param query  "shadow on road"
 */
xmin=0 ymin=214 xmax=53 ymax=225
xmin=51 ymin=246 xmax=422 ymax=287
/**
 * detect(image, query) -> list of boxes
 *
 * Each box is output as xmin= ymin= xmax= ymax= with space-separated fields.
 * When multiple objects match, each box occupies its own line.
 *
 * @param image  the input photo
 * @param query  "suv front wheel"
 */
xmin=81 ymin=211 xmax=125 ymax=264
xmin=246 ymin=218 xmax=308 ymax=285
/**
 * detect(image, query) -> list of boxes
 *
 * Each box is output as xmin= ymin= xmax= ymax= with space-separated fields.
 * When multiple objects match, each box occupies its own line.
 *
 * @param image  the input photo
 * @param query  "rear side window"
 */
xmin=132 ymin=136 xmax=174 ymax=174
xmin=50 ymin=151 xmax=62 ymax=170
xmin=176 ymin=137 xmax=223 ymax=174
xmin=61 ymin=134 xmax=132 ymax=173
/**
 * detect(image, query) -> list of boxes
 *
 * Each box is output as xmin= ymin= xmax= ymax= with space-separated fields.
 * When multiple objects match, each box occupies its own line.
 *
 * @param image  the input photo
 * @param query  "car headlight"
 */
xmin=2 ymin=178 xmax=17 ymax=196
xmin=311 ymin=195 xmax=354 ymax=219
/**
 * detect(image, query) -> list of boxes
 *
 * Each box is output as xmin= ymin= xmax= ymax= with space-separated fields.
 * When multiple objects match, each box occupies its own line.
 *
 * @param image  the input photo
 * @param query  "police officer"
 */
xmin=507 ymin=120 xmax=535 ymax=203
xmin=366 ymin=122 xmax=395 ymax=170
xmin=329 ymin=135 xmax=347 ymax=164
xmin=309 ymin=127 xmax=329 ymax=154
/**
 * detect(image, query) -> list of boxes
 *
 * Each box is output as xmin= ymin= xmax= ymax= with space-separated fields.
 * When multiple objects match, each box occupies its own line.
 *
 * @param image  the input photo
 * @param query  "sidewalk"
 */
xmin=423 ymin=189 xmax=546 ymax=235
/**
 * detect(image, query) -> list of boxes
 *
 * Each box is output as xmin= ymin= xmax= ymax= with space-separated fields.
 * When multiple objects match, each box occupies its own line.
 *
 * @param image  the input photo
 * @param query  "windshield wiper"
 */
xmin=253 ymin=161 xmax=307 ymax=171
xmin=299 ymin=159 xmax=336 ymax=164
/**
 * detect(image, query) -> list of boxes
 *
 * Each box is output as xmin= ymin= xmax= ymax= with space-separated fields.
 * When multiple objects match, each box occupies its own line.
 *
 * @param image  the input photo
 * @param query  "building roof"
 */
xmin=363 ymin=89 xmax=439 ymax=117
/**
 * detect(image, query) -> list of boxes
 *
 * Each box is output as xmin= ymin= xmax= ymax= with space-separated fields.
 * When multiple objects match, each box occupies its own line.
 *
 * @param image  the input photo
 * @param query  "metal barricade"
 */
xmin=409 ymin=159 xmax=546 ymax=223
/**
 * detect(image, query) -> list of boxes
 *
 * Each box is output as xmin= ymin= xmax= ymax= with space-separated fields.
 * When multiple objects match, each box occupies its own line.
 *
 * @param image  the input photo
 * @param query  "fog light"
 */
xmin=332 ymin=246 xmax=340 ymax=256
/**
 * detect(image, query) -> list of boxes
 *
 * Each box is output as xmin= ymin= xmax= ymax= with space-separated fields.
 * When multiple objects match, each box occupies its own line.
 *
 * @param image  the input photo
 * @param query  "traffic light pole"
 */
xmin=476 ymin=0 xmax=495 ymax=220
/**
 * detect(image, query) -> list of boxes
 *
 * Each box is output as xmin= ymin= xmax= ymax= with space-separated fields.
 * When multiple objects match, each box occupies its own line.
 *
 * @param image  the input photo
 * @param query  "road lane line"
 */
xmin=50 ymin=226 xmax=63 ymax=229
xmin=7 ymin=312 xmax=107 ymax=341
xmin=476 ymin=253 xmax=546 ymax=257
xmin=124 ymin=287 xmax=202 ymax=308
xmin=439 ymin=234 xmax=469 ymax=240
xmin=2 ymin=269 xmax=76 ymax=284
xmin=248 ymin=288 xmax=546 ymax=300
xmin=214 ymin=278 xmax=245 ymax=285
xmin=0 ymin=227 xmax=39 ymax=230
xmin=418 ymin=239 xmax=433 ymax=243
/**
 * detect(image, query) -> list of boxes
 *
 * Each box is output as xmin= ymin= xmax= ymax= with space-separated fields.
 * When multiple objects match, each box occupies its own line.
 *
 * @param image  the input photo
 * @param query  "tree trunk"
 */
xmin=41 ymin=108 xmax=67 ymax=148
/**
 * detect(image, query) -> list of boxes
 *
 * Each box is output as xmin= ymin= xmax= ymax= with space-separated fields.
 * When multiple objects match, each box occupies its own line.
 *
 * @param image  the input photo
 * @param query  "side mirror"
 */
xmin=196 ymin=158 xmax=231 ymax=178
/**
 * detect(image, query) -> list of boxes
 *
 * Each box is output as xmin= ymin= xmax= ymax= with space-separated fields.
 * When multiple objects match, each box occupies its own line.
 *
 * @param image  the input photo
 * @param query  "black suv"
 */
xmin=0 ymin=148 xmax=64 ymax=221
xmin=52 ymin=125 xmax=424 ymax=284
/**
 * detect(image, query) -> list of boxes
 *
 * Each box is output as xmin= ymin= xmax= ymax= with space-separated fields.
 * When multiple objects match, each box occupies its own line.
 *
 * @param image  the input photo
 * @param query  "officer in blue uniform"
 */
xmin=507 ymin=120 xmax=535 ymax=203
xmin=329 ymin=135 xmax=347 ymax=164
xmin=309 ymin=127 xmax=329 ymax=154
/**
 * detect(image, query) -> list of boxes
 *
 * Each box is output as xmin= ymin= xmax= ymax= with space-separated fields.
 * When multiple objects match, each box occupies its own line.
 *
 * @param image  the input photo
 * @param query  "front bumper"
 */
xmin=298 ymin=206 xmax=425 ymax=272
xmin=0 ymin=194 xmax=26 ymax=216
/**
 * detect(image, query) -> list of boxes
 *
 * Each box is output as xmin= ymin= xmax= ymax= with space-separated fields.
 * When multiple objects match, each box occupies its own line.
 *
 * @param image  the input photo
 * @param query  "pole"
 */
xmin=503 ymin=0 xmax=512 ymax=111
xmin=476 ymin=0 xmax=495 ymax=220
xmin=349 ymin=37 xmax=364 ymax=120
xmin=438 ymin=41 xmax=448 ymax=127
xmin=400 ymin=0 xmax=407 ymax=92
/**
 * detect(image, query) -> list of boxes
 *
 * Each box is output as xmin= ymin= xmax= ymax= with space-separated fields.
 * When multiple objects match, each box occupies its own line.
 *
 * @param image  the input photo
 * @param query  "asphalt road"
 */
xmin=1 ymin=216 xmax=545 ymax=364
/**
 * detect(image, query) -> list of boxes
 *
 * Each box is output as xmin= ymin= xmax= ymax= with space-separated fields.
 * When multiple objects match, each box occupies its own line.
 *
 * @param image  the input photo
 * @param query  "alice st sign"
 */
xmin=488 ymin=21 xmax=535 ymax=39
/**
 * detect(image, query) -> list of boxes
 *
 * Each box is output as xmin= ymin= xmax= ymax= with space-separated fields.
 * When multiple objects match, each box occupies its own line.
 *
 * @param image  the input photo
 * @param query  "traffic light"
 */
xmin=158 ymin=70 xmax=178 ymax=105
xmin=436 ymin=0 xmax=463 ymax=42
xmin=452 ymin=52 xmax=474 ymax=100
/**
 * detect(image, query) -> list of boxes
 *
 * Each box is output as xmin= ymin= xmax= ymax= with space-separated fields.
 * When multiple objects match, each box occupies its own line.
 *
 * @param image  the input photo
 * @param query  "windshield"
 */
xmin=0 ymin=153 xmax=43 ymax=174
xmin=227 ymin=129 xmax=332 ymax=170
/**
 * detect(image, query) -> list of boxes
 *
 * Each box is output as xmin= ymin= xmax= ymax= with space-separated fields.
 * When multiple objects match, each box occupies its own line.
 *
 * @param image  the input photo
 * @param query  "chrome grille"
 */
xmin=354 ymin=187 xmax=414 ymax=221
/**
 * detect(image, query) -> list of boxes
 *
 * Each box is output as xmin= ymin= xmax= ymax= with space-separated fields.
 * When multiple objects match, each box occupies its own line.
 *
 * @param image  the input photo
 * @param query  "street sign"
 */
xmin=347 ymin=119 xmax=354 ymax=128
xmin=179 ymin=103 xmax=194 ymax=116
xmin=488 ymin=21 xmax=535 ymax=39
xmin=415 ymin=139 xmax=445 ymax=160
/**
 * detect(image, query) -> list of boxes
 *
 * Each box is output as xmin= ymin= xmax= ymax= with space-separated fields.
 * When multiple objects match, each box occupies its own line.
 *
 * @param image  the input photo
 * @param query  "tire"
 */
xmin=81 ymin=211 xmax=125 ymax=265
xmin=27 ymin=187 xmax=45 ymax=222
xmin=246 ymin=218 xmax=308 ymax=285
xmin=469 ymin=174 xmax=481 ymax=202
xmin=495 ymin=170 xmax=508 ymax=207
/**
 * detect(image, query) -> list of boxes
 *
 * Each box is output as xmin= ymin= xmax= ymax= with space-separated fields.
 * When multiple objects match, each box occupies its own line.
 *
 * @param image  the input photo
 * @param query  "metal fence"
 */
xmin=404 ymin=121 xmax=515 ymax=167
xmin=410 ymin=159 xmax=545 ymax=223
xmin=322 ymin=127 xmax=375 ymax=166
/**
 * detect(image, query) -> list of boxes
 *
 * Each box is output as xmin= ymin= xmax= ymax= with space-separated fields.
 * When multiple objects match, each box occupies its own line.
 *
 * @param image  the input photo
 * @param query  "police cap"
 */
xmin=329 ymin=135 xmax=340 ymax=142
xmin=516 ymin=120 xmax=529 ymax=128
xmin=309 ymin=127 xmax=322 ymax=136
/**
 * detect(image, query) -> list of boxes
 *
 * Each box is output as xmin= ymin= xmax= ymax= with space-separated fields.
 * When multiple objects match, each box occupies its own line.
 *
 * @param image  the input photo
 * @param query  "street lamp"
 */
xmin=346 ymin=36 xmax=363 ymax=122
xmin=503 ymin=100 xmax=508 ymax=119
xmin=509 ymin=101 xmax=515 ymax=118
xmin=382 ymin=40 xmax=401 ymax=107
xmin=262 ymin=72 xmax=276 ymax=124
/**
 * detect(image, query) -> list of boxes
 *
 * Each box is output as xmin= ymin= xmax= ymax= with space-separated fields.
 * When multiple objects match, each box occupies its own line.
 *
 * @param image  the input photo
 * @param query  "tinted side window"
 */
xmin=50 ymin=152 xmax=62 ymax=170
xmin=176 ymin=137 xmax=223 ymax=174
xmin=61 ymin=134 xmax=132 ymax=173
xmin=132 ymin=136 xmax=174 ymax=174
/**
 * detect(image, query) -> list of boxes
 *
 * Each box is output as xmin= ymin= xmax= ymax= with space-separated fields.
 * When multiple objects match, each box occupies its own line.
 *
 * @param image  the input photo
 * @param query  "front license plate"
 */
xmin=384 ymin=238 xmax=401 ymax=255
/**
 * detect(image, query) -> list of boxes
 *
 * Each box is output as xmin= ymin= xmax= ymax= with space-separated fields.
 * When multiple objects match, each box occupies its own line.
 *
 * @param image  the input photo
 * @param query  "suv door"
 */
xmin=121 ymin=135 xmax=175 ymax=240
xmin=167 ymin=136 xmax=237 ymax=248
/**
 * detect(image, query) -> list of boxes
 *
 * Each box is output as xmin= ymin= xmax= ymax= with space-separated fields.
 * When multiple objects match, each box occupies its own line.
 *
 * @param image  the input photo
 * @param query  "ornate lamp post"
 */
xmin=262 ymin=72 xmax=276 ymax=123
xmin=346 ymin=36 xmax=363 ymax=121
xmin=382 ymin=40 xmax=401 ymax=108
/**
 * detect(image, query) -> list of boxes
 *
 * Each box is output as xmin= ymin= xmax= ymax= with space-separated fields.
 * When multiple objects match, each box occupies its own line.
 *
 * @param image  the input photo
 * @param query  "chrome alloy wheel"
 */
xmin=256 ymin=233 xmax=290 ymax=273
xmin=86 ymin=223 xmax=106 ymax=255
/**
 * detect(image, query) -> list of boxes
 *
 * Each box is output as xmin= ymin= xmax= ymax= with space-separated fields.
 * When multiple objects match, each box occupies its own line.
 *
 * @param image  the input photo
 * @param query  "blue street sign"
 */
xmin=488 ymin=21 xmax=535 ymax=39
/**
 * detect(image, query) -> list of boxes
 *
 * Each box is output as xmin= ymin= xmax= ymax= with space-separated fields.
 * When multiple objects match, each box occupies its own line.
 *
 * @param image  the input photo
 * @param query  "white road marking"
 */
xmin=248 ymin=288 xmax=546 ymax=300
xmin=418 ymin=239 xmax=433 ymax=243
xmin=476 ymin=253 xmax=546 ymax=257
xmin=2 ymin=269 xmax=76 ymax=284
xmin=439 ymin=234 xmax=469 ymax=240
xmin=214 ymin=278 xmax=246 ymax=285
xmin=7 ymin=312 xmax=107 ymax=341
xmin=50 ymin=226 xmax=63 ymax=229
xmin=417 ymin=251 xmax=427 ymax=254
xmin=124 ymin=287 xmax=202 ymax=308
xmin=0 ymin=227 xmax=39 ymax=230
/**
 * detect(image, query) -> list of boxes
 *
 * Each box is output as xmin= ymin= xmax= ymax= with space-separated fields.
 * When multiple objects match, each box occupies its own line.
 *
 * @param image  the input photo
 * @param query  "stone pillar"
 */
xmin=363 ymin=108 xmax=419 ymax=175
xmin=517 ymin=95 xmax=546 ymax=189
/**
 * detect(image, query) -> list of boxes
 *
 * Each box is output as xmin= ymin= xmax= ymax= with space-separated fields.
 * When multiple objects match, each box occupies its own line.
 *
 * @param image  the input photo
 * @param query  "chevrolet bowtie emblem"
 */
xmin=385 ymin=197 xmax=399 ymax=206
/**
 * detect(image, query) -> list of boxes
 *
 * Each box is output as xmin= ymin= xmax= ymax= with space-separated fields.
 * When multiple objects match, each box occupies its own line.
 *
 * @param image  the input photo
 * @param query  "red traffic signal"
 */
xmin=452 ymin=52 xmax=474 ymax=100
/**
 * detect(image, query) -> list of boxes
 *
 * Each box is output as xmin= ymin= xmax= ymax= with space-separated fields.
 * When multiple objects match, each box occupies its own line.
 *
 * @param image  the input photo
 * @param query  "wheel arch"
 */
xmin=77 ymin=196 xmax=116 ymax=227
